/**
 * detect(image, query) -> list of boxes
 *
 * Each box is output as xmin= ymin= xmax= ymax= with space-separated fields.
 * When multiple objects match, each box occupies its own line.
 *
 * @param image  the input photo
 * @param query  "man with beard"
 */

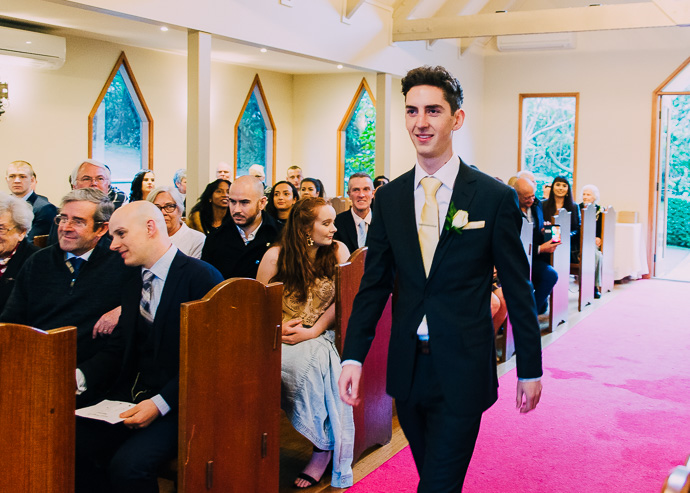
xmin=201 ymin=175 xmax=279 ymax=279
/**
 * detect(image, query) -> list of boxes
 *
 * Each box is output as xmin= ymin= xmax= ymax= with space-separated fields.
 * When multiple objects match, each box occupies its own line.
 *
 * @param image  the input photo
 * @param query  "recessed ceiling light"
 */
xmin=260 ymin=48 xmax=268 ymax=53
xmin=337 ymin=64 xmax=343 ymax=69
xmin=160 ymin=26 xmax=169 ymax=32
xmin=26 ymin=41 xmax=32 ymax=44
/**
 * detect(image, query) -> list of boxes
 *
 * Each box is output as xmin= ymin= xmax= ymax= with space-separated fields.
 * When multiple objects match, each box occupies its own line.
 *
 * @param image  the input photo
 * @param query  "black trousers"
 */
xmin=396 ymin=352 xmax=483 ymax=493
xmin=75 ymin=411 xmax=178 ymax=493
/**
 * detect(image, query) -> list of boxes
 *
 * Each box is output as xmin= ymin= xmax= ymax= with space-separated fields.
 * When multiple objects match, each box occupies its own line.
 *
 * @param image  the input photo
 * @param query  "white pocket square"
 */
xmin=462 ymin=221 xmax=485 ymax=230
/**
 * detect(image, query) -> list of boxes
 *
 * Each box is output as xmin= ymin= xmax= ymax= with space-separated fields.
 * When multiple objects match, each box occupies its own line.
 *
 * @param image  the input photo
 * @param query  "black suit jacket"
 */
xmin=26 ymin=192 xmax=57 ymax=242
xmin=342 ymin=160 xmax=543 ymax=416
xmin=0 ymin=239 xmax=38 ymax=313
xmin=334 ymin=209 xmax=366 ymax=254
xmin=78 ymin=250 xmax=223 ymax=410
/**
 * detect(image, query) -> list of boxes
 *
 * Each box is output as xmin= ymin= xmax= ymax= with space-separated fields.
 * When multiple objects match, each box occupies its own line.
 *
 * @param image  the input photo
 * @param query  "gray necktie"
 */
xmin=357 ymin=220 xmax=367 ymax=249
xmin=140 ymin=270 xmax=155 ymax=324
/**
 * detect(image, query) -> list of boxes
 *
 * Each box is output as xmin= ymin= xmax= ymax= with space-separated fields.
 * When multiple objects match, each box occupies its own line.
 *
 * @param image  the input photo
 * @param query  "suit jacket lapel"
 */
xmin=428 ymin=160 xmax=477 ymax=280
xmin=152 ymin=251 xmax=184 ymax=357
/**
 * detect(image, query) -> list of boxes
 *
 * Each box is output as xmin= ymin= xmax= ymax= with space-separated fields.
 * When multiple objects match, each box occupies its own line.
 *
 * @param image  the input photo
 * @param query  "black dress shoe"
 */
xmin=594 ymin=287 xmax=601 ymax=299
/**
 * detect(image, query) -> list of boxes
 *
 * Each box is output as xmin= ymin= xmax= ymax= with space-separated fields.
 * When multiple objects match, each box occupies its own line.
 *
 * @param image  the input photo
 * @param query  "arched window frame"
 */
xmin=234 ymin=74 xmax=276 ymax=183
xmin=337 ymin=78 xmax=376 ymax=196
xmin=88 ymin=52 xmax=153 ymax=171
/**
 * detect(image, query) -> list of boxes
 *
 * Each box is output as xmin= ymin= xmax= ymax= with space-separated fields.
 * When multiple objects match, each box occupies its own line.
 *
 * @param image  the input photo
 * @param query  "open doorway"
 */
xmin=650 ymin=58 xmax=690 ymax=282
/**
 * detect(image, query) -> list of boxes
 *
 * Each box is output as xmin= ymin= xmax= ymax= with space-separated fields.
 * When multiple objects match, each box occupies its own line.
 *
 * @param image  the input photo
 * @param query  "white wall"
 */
xmin=479 ymin=27 xmax=690 ymax=235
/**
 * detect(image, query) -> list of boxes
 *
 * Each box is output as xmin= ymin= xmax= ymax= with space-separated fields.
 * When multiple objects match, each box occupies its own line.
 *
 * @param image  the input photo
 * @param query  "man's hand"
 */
xmin=338 ymin=364 xmax=362 ymax=407
xmin=538 ymin=240 xmax=559 ymax=255
xmin=120 ymin=399 xmax=160 ymax=429
xmin=92 ymin=306 xmax=122 ymax=338
xmin=516 ymin=380 xmax=542 ymax=414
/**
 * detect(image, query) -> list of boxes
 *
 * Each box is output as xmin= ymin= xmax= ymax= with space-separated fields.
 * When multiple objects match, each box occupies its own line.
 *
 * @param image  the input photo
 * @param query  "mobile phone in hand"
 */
xmin=551 ymin=225 xmax=562 ymax=244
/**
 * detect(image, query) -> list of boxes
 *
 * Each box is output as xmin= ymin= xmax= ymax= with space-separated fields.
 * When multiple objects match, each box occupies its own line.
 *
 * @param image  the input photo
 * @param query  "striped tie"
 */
xmin=419 ymin=177 xmax=442 ymax=277
xmin=140 ymin=270 xmax=155 ymax=324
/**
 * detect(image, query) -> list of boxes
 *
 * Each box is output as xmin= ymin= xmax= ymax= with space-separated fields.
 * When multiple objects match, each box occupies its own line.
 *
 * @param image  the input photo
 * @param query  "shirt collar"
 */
xmin=414 ymin=155 xmax=460 ymax=191
xmin=65 ymin=248 xmax=95 ymax=262
xmin=236 ymin=217 xmax=263 ymax=244
xmin=143 ymin=245 xmax=178 ymax=282
xmin=350 ymin=208 xmax=372 ymax=226
xmin=19 ymin=190 xmax=34 ymax=201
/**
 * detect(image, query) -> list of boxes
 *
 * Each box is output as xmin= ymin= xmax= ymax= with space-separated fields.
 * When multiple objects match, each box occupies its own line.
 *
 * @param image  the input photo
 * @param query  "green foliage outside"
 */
xmin=667 ymin=197 xmax=690 ymax=247
xmin=237 ymin=92 xmax=266 ymax=178
xmin=94 ymin=70 xmax=141 ymax=149
xmin=344 ymin=91 xmax=375 ymax=192
xmin=521 ymin=96 xmax=576 ymax=195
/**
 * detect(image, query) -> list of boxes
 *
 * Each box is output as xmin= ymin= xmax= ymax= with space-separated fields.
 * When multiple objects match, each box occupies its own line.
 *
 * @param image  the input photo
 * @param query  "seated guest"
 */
xmin=216 ymin=161 xmax=233 ymax=181
xmin=172 ymin=168 xmax=187 ymax=213
xmin=75 ymin=201 xmax=223 ymax=493
xmin=514 ymin=178 xmax=559 ymax=315
xmin=186 ymin=179 xmax=231 ymax=235
xmin=543 ymin=176 xmax=581 ymax=264
xmin=257 ymin=197 xmax=353 ymax=489
xmin=0 ymin=193 xmax=38 ymax=313
xmin=73 ymin=160 xmax=128 ymax=210
xmin=148 ymin=186 xmax=205 ymax=259
xmin=201 ymin=176 xmax=279 ymax=279
xmin=300 ymin=177 xmax=325 ymax=199
xmin=1 ymin=189 xmax=133 ymax=398
xmin=373 ymin=175 xmax=389 ymax=190
xmin=265 ymin=180 xmax=298 ymax=230
xmin=334 ymin=172 xmax=374 ymax=254
xmin=580 ymin=184 xmax=604 ymax=298
xmin=6 ymin=160 xmax=57 ymax=241
xmin=287 ymin=165 xmax=303 ymax=190
xmin=128 ymin=169 xmax=155 ymax=202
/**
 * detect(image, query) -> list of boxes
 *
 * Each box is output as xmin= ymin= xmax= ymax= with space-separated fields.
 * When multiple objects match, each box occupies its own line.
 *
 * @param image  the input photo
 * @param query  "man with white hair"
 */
xmin=75 ymin=201 xmax=223 ymax=493
xmin=72 ymin=159 xmax=128 ymax=210
xmin=216 ymin=161 xmax=233 ymax=181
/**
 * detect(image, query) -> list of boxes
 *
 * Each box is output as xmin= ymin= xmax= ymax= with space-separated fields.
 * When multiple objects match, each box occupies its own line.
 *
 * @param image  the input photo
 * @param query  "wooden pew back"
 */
xmin=549 ymin=208 xmax=571 ymax=332
xmin=178 ymin=279 xmax=283 ymax=492
xmin=576 ymin=204 xmax=597 ymax=311
xmin=601 ymin=206 xmax=616 ymax=293
xmin=0 ymin=324 xmax=76 ymax=493
xmin=330 ymin=197 xmax=351 ymax=215
xmin=336 ymin=247 xmax=393 ymax=463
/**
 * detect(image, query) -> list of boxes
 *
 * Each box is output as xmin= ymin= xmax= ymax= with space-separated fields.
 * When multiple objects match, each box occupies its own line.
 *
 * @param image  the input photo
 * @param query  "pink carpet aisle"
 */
xmin=347 ymin=279 xmax=690 ymax=492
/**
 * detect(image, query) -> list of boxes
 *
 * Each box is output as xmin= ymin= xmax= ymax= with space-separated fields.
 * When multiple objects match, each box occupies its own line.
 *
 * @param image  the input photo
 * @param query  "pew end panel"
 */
xmin=549 ymin=209 xmax=571 ymax=333
xmin=601 ymin=206 xmax=616 ymax=293
xmin=336 ymin=247 xmax=393 ymax=464
xmin=0 ymin=324 xmax=76 ymax=493
xmin=178 ymin=278 xmax=283 ymax=492
xmin=574 ymin=204 xmax=596 ymax=311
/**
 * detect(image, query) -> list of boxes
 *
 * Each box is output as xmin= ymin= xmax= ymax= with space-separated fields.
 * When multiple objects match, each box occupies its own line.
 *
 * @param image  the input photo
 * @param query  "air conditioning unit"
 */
xmin=0 ymin=26 xmax=66 ymax=69
xmin=496 ymin=32 xmax=576 ymax=52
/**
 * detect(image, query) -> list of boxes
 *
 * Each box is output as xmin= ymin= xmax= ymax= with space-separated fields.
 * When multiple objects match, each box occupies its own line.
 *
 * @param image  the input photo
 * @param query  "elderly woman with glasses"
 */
xmin=0 ymin=193 xmax=38 ymax=313
xmin=147 ymin=186 xmax=205 ymax=259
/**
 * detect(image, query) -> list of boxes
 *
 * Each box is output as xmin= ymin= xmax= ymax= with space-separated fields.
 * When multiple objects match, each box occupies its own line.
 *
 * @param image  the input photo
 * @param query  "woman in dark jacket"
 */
xmin=542 ymin=176 xmax=580 ymax=263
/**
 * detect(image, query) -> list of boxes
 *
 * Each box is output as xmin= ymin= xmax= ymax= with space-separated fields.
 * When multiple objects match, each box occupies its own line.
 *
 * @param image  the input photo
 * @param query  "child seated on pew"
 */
xmin=257 ymin=197 xmax=354 ymax=489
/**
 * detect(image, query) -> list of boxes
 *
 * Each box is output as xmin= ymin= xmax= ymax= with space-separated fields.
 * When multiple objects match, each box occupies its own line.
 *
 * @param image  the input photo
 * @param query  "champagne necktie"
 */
xmin=419 ymin=177 xmax=442 ymax=277
xmin=357 ymin=220 xmax=367 ymax=249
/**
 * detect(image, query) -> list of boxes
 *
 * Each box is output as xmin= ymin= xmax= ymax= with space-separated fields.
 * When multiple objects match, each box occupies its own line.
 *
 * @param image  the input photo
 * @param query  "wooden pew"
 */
xmin=32 ymin=234 xmax=49 ymax=248
xmin=570 ymin=204 xmax=596 ymax=311
xmin=177 ymin=278 xmax=283 ymax=492
xmin=601 ymin=206 xmax=616 ymax=294
xmin=335 ymin=247 xmax=393 ymax=463
xmin=497 ymin=217 xmax=533 ymax=363
xmin=549 ymin=208 xmax=571 ymax=333
xmin=330 ymin=197 xmax=351 ymax=215
xmin=0 ymin=324 xmax=76 ymax=493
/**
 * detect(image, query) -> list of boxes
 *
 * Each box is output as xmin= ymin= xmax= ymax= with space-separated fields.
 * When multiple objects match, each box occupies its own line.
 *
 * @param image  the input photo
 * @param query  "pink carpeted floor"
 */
xmin=347 ymin=279 xmax=690 ymax=492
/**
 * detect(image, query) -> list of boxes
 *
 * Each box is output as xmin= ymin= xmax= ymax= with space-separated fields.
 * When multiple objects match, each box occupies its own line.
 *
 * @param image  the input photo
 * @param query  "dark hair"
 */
xmin=300 ymin=177 xmax=324 ymax=198
xmin=128 ymin=169 xmax=154 ymax=202
xmin=188 ymin=179 xmax=231 ymax=234
xmin=401 ymin=65 xmax=464 ymax=113
xmin=265 ymin=180 xmax=299 ymax=220
xmin=373 ymin=175 xmax=389 ymax=188
xmin=271 ymin=197 xmax=338 ymax=302
xmin=543 ymin=176 xmax=577 ymax=219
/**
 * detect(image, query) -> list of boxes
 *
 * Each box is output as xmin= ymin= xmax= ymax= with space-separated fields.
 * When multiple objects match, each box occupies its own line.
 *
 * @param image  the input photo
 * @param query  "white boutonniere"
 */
xmin=444 ymin=203 xmax=485 ymax=235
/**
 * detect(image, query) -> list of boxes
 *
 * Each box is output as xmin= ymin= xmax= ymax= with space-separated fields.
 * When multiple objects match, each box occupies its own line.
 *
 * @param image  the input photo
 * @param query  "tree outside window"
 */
xmin=89 ymin=53 xmax=152 ymax=197
xmin=519 ymin=94 xmax=578 ymax=196
xmin=235 ymin=75 xmax=275 ymax=182
xmin=338 ymin=79 xmax=376 ymax=195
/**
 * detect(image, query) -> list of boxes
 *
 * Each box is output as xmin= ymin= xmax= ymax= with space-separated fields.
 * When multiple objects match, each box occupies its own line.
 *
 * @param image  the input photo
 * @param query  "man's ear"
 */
xmin=146 ymin=218 xmax=157 ymax=236
xmin=95 ymin=221 xmax=109 ymax=239
xmin=259 ymin=195 xmax=268 ymax=211
xmin=453 ymin=109 xmax=465 ymax=131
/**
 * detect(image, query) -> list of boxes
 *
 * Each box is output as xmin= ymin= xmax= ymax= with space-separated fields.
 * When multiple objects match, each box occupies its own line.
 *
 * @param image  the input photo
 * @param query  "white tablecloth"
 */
xmin=614 ymin=223 xmax=649 ymax=280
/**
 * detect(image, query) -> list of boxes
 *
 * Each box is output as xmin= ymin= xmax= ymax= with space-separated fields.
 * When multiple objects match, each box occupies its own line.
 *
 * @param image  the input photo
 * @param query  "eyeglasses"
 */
xmin=154 ymin=203 xmax=178 ymax=213
xmin=0 ymin=225 xmax=17 ymax=236
xmin=77 ymin=176 xmax=108 ymax=185
xmin=54 ymin=215 xmax=104 ymax=229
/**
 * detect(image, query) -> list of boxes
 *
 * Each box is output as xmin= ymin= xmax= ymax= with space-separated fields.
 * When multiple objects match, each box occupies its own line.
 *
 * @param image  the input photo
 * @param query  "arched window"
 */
xmin=338 ymin=78 xmax=376 ymax=195
xmin=89 ymin=52 xmax=152 ymax=196
xmin=518 ymin=93 xmax=579 ymax=197
xmin=235 ymin=75 xmax=275 ymax=183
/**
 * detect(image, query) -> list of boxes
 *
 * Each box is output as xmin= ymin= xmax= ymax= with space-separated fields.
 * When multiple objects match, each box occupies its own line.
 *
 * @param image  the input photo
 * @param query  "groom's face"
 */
xmin=405 ymin=85 xmax=464 ymax=163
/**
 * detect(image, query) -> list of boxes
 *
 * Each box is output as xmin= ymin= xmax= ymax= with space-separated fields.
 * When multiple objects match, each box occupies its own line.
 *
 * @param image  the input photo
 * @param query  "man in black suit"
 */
xmin=201 ymin=175 xmax=279 ymax=279
xmin=75 ymin=201 xmax=223 ymax=493
xmin=338 ymin=66 xmax=543 ymax=492
xmin=6 ymin=160 xmax=57 ymax=241
xmin=334 ymin=172 xmax=374 ymax=254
